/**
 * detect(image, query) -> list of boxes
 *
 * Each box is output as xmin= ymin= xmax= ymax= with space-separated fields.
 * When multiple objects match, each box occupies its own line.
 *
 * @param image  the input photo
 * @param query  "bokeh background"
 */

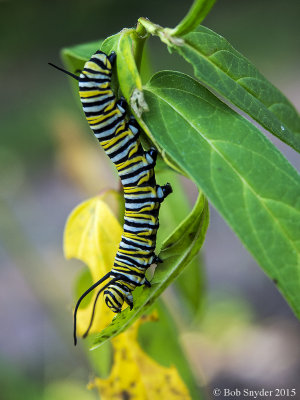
xmin=1 ymin=0 xmax=300 ymax=399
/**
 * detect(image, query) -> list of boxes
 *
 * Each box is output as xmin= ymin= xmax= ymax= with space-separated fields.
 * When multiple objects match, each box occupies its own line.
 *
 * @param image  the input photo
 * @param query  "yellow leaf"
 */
xmin=89 ymin=313 xmax=191 ymax=400
xmin=64 ymin=192 xmax=123 ymax=336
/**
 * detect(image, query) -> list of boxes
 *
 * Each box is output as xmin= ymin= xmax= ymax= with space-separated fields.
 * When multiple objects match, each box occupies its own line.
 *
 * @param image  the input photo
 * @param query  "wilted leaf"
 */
xmin=89 ymin=313 xmax=191 ymax=400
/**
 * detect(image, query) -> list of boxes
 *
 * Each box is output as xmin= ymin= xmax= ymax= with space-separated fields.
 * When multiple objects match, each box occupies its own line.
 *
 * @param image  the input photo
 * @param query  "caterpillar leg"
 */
xmin=145 ymin=147 xmax=158 ymax=167
xmin=116 ymin=97 xmax=127 ymax=115
xmin=128 ymin=116 xmax=140 ymax=137
xmin=153 ymin=254 xmax=163 ymax=264
xmin=144 ymin=278 xmax=151 ymax=287
xmin=157 ymin=183 xmax=173 ymax=202
xmin=108 ymin=51 xmax=116 ymax=66
xmin=124 ymin=294 xmax=134 ymax=310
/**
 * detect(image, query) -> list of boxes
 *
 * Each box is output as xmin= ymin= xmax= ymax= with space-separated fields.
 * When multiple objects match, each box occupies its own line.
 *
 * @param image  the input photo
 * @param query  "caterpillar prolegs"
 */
xmin=49 ymin=50 xmax=172 ymax=345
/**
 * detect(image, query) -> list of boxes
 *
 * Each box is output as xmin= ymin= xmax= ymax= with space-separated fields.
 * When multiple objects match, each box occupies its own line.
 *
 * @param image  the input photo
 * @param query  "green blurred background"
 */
xmin=1 ymin=0 xmax=300 ymax=399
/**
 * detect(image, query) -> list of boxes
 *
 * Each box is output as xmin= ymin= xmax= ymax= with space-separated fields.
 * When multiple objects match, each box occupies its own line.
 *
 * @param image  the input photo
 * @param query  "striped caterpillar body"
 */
xmin=49 ymin=50 xmax=172 ymax=345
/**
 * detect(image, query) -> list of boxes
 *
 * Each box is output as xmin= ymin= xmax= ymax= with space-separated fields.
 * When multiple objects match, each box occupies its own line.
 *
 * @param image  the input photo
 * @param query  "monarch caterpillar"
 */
xmin=49 ymin=50 xmax=172 ymax=345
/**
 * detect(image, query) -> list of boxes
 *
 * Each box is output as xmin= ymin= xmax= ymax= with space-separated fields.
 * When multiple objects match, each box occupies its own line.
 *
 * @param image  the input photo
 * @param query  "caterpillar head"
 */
xmin=103 ymin=284 xmax=133 ymax=313
xmin=103 ymin=288 xmax=123 ymax=313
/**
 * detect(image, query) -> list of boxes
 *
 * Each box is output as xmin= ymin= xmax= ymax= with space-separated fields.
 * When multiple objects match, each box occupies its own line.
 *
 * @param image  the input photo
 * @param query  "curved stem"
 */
xmin=171 ymin=0 xmax=216 ymax=36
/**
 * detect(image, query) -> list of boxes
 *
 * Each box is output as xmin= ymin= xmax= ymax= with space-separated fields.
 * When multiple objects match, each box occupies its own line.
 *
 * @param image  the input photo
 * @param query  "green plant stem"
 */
xmin=170 ymin=0 xmax=216 ymax=36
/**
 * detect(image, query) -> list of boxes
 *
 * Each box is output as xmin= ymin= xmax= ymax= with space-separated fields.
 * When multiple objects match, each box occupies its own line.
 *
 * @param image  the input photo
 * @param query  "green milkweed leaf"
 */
xmin=142 ymin=70 xmax=300 ymax=318
xmin=91 ymin=192 xmax=209 ymax=349
xmin=62 ymin=40 xmax=102 ymax=72
xmin=171 ymin=26 xmax=300 ymax=152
